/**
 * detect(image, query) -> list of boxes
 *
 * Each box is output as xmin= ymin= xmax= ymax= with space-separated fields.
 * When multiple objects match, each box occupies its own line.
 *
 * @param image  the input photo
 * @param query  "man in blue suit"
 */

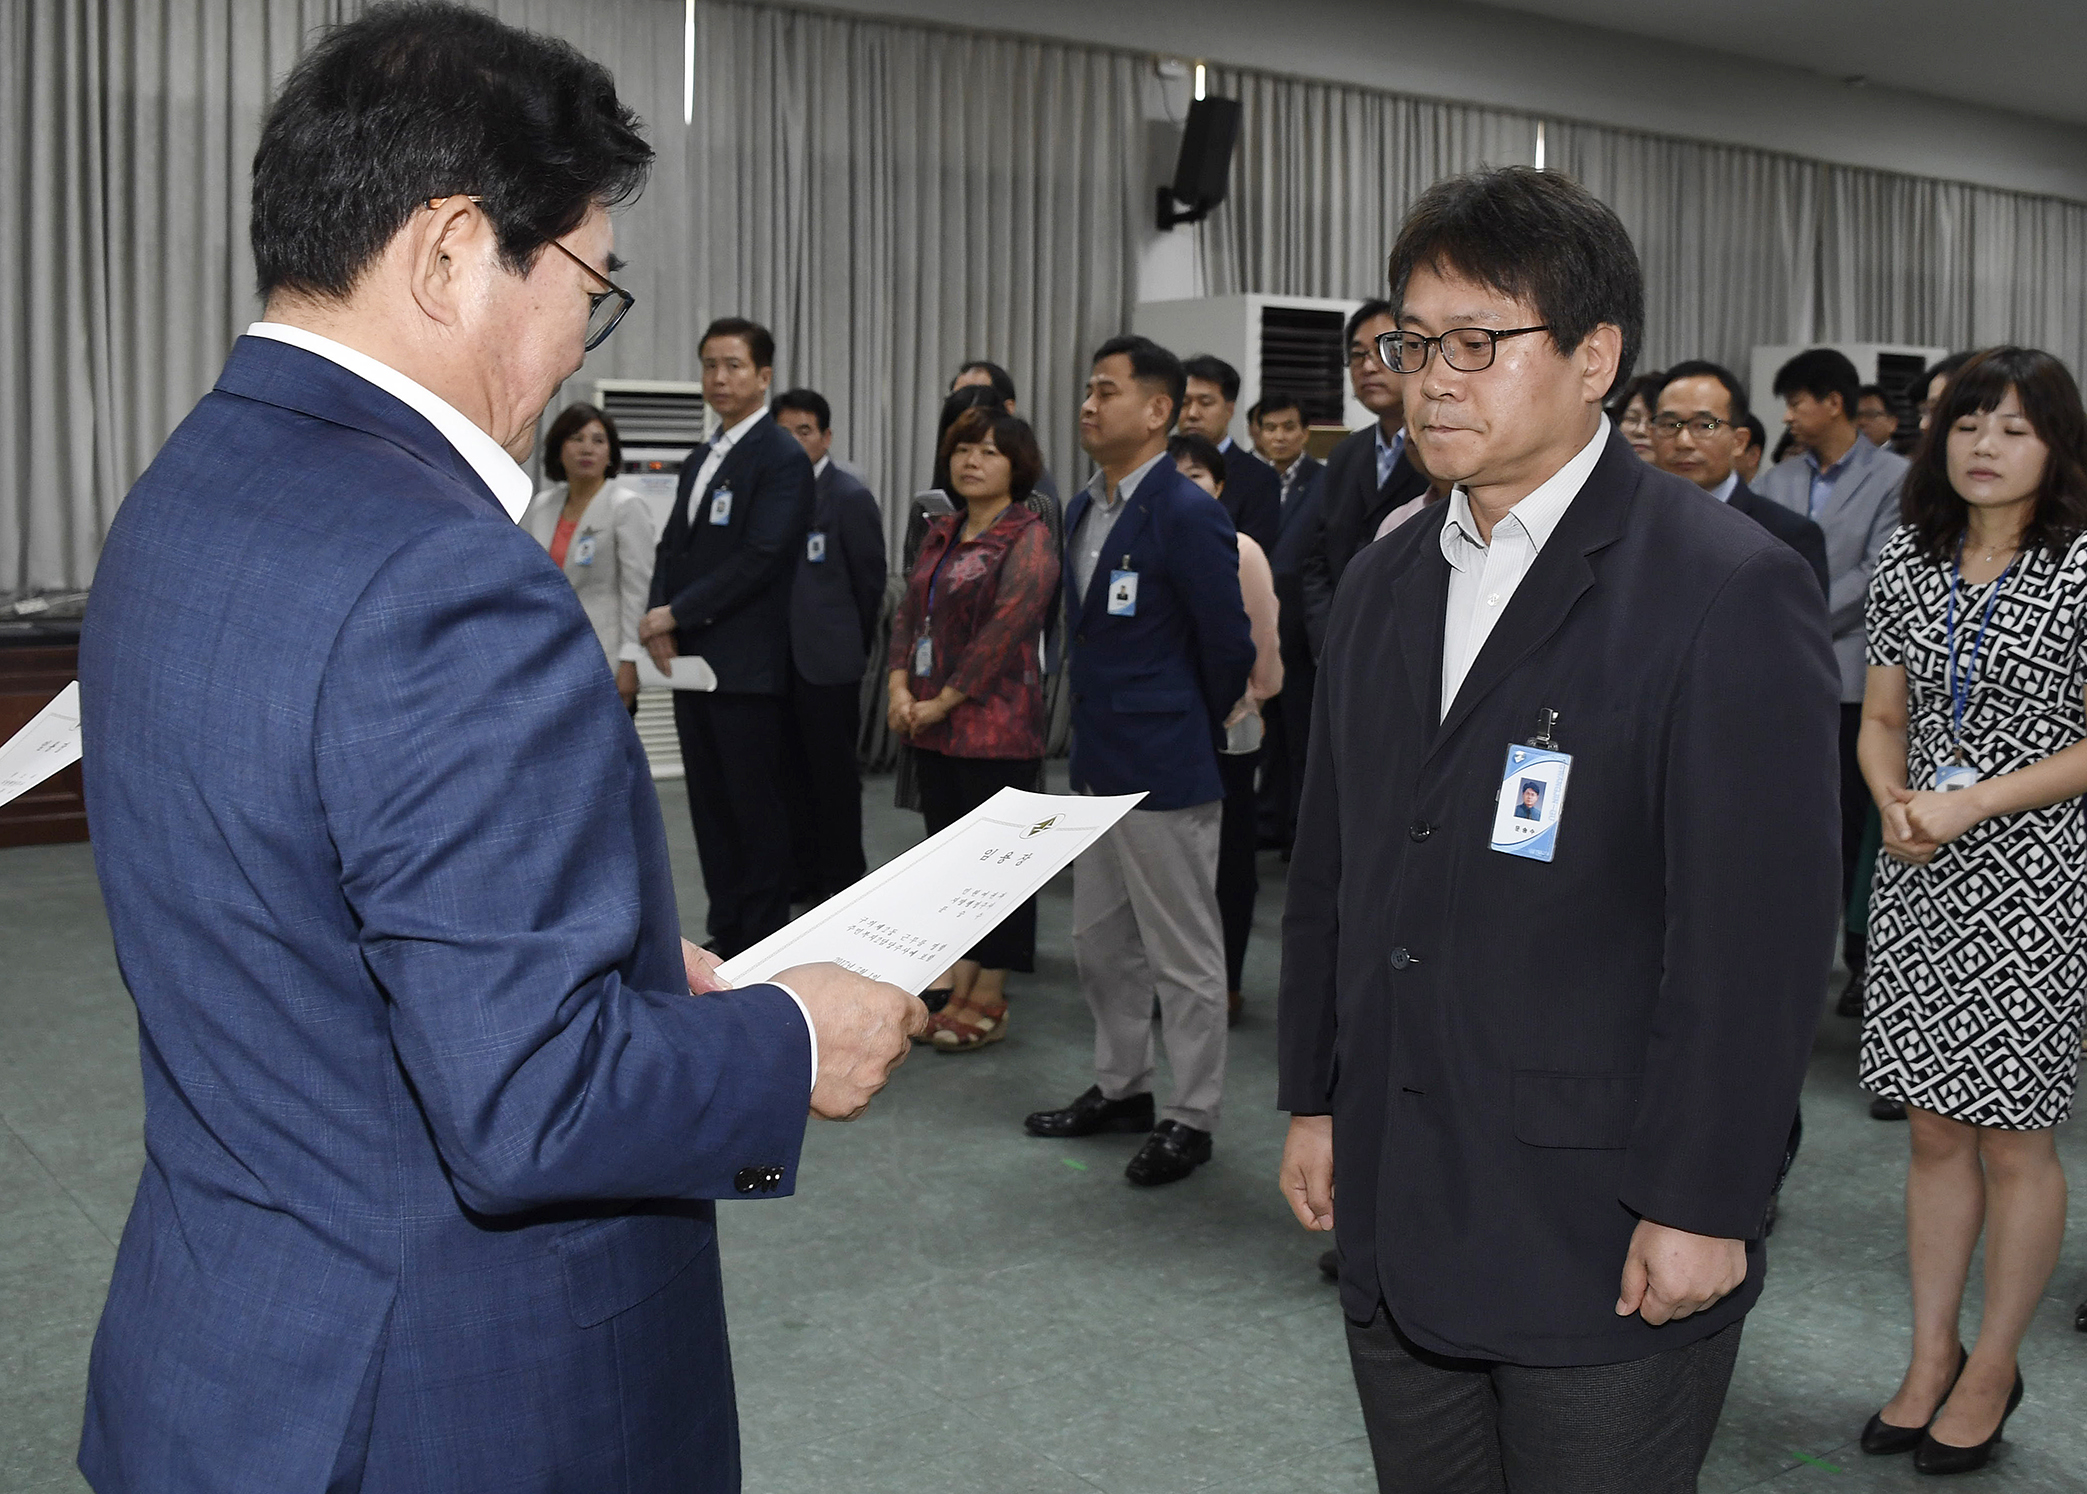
xmin=74 ymin=8 xmax=920 ymax=1491
xmin=1024 ymin=336 xmax=1256 ymax=1186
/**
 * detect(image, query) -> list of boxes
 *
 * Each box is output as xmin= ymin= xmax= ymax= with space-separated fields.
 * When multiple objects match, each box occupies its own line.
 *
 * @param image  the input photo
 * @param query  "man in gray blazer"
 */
xmin=774 ymin=389 xmax=887 ymax=903
xmin=1755 ymin=347 xmax=1906 ymax=1006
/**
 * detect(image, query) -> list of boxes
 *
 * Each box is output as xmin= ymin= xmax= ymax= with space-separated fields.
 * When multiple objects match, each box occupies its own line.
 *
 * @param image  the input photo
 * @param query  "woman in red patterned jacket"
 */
xmin=887 ymin=405 xmax=1062 ymax=1050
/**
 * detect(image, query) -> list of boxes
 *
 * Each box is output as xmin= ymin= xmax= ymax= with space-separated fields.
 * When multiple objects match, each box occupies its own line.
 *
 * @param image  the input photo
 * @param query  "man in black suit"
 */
xmin=1278 ymin=168 xmax=1840 ymax=1491
xmin=1248 ymin=392 xmax=1323 ymax=518
xmin=772 ymin=388 xmax=887 ymax=905
xmin=641 ymin=318 xmax=814 ymax=956
xmin=1651 ymin=361 xmax=1830 ymax=597
xmin=1250 ymin=388 xmax=1324 ymax=849
xmin=1297 ymin=300 xmax=1433 ymax=662
xmin=1178 ymin=354 xmax=1280 ymax=552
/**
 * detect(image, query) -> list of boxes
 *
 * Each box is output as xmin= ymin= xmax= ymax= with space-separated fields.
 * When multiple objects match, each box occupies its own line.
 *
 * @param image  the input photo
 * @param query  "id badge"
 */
xmin=572 ymin=532 xmax=596 ymax=567
xmin=912 ymin=634 xmax=933 ymax=675
xmin=708 ymin=486 xmax=734 ymax=525
xmin=1490 ymin=743 xmax=1572 ymax=862
xmin=807 ymin=530 xmax=827 ymax=563
xmin=1106 ymin=569 xmax=1139 ymax=617
xmin=1935 ymin=760 xmax=1980 ymax=792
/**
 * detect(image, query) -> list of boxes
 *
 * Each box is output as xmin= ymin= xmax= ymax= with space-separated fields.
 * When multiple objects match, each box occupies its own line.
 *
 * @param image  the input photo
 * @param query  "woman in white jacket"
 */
xmin=521 ymin=403 xmax=656 ymax=710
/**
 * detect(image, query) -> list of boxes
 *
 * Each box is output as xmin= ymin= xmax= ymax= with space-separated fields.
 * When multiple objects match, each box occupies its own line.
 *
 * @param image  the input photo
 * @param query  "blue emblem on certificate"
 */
xmin=1491 ymin=743 xmax=1572 ymax=862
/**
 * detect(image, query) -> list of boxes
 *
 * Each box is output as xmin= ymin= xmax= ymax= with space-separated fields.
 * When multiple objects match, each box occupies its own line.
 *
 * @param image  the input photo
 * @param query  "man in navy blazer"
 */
xmin=1024 ymin=337 xmax=1256 ymax=1186
xmin=642 ymin=319 xmax=816 ymax=956
xmin=75 ymin=10 xmax=919 ymax=1491
xmin=772 ymin=387 xmax=888 ymax=903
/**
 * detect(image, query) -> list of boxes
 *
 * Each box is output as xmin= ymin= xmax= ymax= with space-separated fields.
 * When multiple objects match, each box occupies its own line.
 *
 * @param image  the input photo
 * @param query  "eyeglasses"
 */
xmin=1650 ymin=415 xmax=1737 ymax=440
xmin=425 ymin=196 xmax=635 ymax=351
xmin=1374 ymin=325 xmax=1550 ymax=375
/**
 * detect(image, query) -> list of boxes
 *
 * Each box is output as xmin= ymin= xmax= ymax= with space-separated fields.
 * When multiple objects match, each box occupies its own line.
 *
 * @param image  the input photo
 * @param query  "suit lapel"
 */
xmin=1429 ymin=438 xmax=1637 ymax=759
xmin=1390 ymin=543 xmax=1451 ymax=727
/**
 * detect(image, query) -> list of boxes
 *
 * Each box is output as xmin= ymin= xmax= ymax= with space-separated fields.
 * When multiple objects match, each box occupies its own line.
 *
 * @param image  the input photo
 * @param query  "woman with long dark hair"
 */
xmin=1854 ymin=347 xmax=2087 ymax=1473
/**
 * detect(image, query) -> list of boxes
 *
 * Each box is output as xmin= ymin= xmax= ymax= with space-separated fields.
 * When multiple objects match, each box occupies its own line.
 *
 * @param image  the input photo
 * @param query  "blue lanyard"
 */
xmin=924 ymin=525 xmax=961 ymax=622
xmin=1943 ymin=537 xmax=2019 ymax=756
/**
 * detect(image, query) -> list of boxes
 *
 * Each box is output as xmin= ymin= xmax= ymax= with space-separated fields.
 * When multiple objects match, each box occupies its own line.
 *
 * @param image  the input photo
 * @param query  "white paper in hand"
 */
xmin=0 ymin=681 xmax=82 ymax=809
xmin=635 ymin=654 xmax=718 ymax=691
xmin=716 ymin=787 xmax=1144 ymax=995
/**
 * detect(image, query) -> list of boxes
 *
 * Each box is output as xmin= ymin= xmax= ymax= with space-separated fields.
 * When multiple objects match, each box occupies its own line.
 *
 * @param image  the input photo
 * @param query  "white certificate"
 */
xmin=715 ymin=787 xmax=1145 ymax=994
xmin=634 ymin=654 xmax=718 ymax=691
xmin=0 ymin=680 xmax=82 ymax=809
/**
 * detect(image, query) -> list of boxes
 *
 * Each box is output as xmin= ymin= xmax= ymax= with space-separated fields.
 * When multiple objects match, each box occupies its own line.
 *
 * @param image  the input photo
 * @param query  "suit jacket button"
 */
xmin=1408 ymin=821 xmax=1432 ymax=842
xmin=1388 ymin=947 xmax=1412 ymax=970
xmin=734 ymin=1167 xmax=762 ymax=1193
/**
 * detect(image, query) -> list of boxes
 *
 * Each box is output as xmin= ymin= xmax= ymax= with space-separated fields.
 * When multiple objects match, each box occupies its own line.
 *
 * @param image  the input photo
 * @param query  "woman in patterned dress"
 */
xmin=1854 ymin=348 xmax=2087 ymax=1474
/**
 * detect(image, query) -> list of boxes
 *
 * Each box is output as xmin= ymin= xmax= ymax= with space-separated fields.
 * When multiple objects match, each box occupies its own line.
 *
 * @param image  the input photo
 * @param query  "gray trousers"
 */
xmin=1347 ymin=1309 xmax=1742 ymax=1493
xmin=1071 ymin=801 xmax=1228 ymax=1132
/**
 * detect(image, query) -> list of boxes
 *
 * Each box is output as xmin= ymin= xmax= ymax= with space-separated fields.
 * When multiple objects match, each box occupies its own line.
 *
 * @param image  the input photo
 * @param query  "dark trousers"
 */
xmin=673 ymin=690 xmax=792 ymax=958
xmin=783 ymin=672 xmax=867 ymax=903
xmin=914 ymin=748 xmax=1040 ymax=972
xmin=1256 ymin=674 xmax=1313 ymax=848
xmin=1216 ymin=750 xmax=1260 ymax=992
xmin=1838 ymin=703 xmax=1871 ymax=970
xmin=1347 ymin=1310 xmax=1741 ymax=1494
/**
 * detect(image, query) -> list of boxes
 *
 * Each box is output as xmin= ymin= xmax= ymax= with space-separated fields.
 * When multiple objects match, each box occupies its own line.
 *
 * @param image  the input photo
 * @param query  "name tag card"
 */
xmin=807 ymin=530 xmax=827 ymax=563
xmin=1106 ymin=569 xmax=1139 ymax=617
xmin=1490 ymin=743 xmax=1572 ymax=862
xmin=708 ymin=486 xmax=734 ymax=525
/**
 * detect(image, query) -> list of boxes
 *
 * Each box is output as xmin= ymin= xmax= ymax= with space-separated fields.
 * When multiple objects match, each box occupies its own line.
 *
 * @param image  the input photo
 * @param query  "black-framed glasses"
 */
xmin=1650 ymin=415 xmax=1736 ymax=440
xmin=1374 ymin=324 xmax=1550 ymax=375
xmin=425 ymin=196 xmax=635 ymax=351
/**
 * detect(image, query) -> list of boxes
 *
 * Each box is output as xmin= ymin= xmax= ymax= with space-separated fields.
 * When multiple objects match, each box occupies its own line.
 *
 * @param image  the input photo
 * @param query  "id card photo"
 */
xmin=1489 ymin=744 xmax=1572 ymax=862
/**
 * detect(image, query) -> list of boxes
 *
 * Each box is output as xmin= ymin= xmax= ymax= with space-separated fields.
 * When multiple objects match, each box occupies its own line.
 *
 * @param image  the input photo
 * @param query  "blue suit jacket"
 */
xmin=76 ymin=337 xmax=813 ymax=1493
xmin=1063 ymin=460 xmax=1255 ymax=811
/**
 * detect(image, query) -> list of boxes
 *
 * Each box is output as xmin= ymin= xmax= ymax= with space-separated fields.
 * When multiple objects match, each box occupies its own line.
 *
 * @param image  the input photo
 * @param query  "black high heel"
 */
xmin=1914 ymin=1367 xmax=2024 ymax=1475
xmin=1861 ymin=1345 xmax=1967 ymax=1456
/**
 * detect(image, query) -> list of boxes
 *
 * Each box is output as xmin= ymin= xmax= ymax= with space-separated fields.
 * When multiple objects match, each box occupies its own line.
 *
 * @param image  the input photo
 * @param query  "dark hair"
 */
xmin=1182 ymin=355 xmax=1242 ymax=403
xmin=1250 ymin=392 xmax=1306 ymax=426
xmin=1167 ymin=432 xmax=1227 ymax=489
xmin=1656 ymin=360 xmax=1750 ymax=426
xmin=251 ymin=2 xmax=651 ymax=301
xmin=1899 ymin=347 xmax=2087 ymax=563
xmin=700 ymin=316 xmax=774 ymax=371
xmin=1345 ymin=299 xmax=1394 ymax=346
xmin=1607 ymin=371 xmax=1666 ymax=419
xmin=1743 ymin=413 xmax=1767 ymax=452
xmin=1858 ymin=383 xmax=1889 ymax=407
xmin=542 ymin=402 xmax=621 ymax=481
xmin=1771 ymin=348 xmax=1861 ymax=423
xmin=1385 ymin=166 xmax=1643 ymax=398
xmin=938 ymin=406 xmax=1043 ymax=500
xmin=1771 ymin=428 xmax=1802 ymax=464
xmin=1092 ymin=335 xmax=1186 ymax=428
xmin=954 ymin=360 xmax=1017 ymax=404
xmin=771 ymin=388 xmax=831 ymax=431
xmin=1918 ymin=351 xmax=1978 ymax=409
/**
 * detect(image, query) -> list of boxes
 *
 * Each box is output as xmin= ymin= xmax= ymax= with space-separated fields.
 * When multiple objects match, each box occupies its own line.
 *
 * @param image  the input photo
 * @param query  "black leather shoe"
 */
xmin=1124 ymin=1120 xmax=1212 ymax=1186
xmin=1914 ymin=1368 xmax=2023 ymax=1475
xmin=1863 ymin=1346 xmax=1966 ymax=1456
xmin=1317 ymin=1248 xmax=1339 ymax=1281
xmin=1872 ymin=1096 xmax=1908 ymax=1121
xmin=1024 ymin=1086 xmax=1154 ymax=1138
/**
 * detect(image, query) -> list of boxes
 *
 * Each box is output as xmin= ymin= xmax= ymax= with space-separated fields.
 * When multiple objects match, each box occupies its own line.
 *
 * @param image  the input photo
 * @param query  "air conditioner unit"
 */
xmin=594 ymin=378 xmax=707 ymax=538
xmin=592 ymin=378 xmax=708 ymax=783
xmin=1748 ymin=343 xmax=1950 ymax=449
xmin=1133 ymin=295 xmax=1372 ymax=451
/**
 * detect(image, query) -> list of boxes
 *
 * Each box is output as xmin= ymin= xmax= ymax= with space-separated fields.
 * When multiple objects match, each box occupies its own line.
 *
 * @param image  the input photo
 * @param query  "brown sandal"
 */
xmin=931 ymin=1000 xmax=1008 ymax=1052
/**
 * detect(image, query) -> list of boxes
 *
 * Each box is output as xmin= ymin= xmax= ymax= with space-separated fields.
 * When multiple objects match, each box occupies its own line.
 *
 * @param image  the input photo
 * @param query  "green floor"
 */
xmin=3 ymin=772 xmax=2084 ymax=1492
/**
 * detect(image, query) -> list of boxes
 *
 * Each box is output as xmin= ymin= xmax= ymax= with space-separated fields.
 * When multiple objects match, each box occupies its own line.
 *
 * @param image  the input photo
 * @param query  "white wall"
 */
xmin=805 ymin=0 xmax=2087 ymax=205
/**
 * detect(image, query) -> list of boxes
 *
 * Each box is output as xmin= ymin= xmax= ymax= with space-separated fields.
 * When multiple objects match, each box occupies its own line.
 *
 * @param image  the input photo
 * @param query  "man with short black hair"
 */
xmin=1025 ymin=334 xmax=1255 ymax=1188
xmin=1280 ymin=166 xmax=1838 ymax=1490
xmin=772 ymin=388 xmax=886 ymax=905
xmin=952 ymin=359 xmax=1059 ymax=500
xmin=1652 ymin=360 xmax=1828 ymax=595
xmin=1179 ymin=353 xmax=1280 ymax=549
xmin=1736 ymin=413 xmax=1767 ymax=487
xmin=76 ymin=7 xmax=920 ymax=1488
xmin=1756 ymin=347 xmax=1906 ymax=1015
xmin=644 ymin=317 xmax=819 ymax=957
xmin=1856 ymin=383 xmax=1900 ymax=452
xmin=1250 ymin=392 xmax=1323 ymax=513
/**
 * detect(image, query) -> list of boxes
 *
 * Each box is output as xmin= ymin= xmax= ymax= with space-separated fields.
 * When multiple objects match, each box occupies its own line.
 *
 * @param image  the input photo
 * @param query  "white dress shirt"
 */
xmin=1438 ymin=416 xmax=1609 ymax=719
xmin=1708 ymin=471 xmax=1739 ymax=503
xmin=244 ymin=322 xmax=534 ymax=522
xmin=249 ymin=329 xmax=819 ymax=1083
xmin=812 ymin=454 xmax=831 ymax=480
xmin=682 ymin=406 xmax=770 ymax=529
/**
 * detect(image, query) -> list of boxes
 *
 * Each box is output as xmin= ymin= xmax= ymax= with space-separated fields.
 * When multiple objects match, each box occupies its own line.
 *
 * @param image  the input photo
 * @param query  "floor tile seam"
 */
xmin=0 ymin=1112 xmax=120 ymax=1250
